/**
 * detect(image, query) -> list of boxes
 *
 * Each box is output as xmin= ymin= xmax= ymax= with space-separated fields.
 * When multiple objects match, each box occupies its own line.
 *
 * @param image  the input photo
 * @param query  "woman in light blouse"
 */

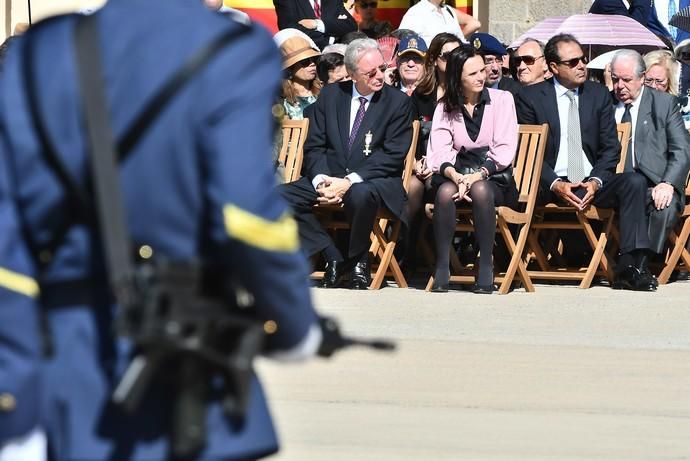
xmin=426 ymin=45 xmax=518 ymax=293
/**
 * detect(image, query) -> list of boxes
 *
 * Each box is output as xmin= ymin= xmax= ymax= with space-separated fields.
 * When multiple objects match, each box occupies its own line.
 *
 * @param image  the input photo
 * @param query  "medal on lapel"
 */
xmin=363 ymin=131 xmax=373 ymax=156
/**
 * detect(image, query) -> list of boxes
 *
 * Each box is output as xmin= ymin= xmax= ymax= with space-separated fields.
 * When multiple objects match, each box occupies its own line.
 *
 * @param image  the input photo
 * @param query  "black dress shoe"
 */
xmin=320 ymin=260 xmax=344 ymax=288
xmin=612 ymin=265 xmax=657 ymax=291
xmin=471 ymin=283 xmax=495 ymax=294
xmin=349 ymin=261 xmax=371 ymax=290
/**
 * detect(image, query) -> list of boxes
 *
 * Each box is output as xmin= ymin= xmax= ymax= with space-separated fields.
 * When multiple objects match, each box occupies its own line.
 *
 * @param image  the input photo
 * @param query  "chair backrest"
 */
xmin=279 ymin=118 xmax=309 ymax=182
xmin=615 ymin=122 xmax=631 ymax=174
xmin=401 ymin=120 xmax=421 ymax=192
xmin=513 ymin=123 xmax=549 ymax=212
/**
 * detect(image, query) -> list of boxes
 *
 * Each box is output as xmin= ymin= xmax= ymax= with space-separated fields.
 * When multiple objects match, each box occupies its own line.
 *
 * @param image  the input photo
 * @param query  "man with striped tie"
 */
xmin=280 ymin=38 xmax=412 ymax=289
xmin=517 ymin=34 xmax=656 ymax=291
xmin=273 ymin=0 xmax=358 ymax=49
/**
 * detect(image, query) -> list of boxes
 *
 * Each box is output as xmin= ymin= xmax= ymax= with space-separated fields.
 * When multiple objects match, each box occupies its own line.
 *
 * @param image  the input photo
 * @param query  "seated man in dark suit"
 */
xmin=610 ymin=49 xmax=690 ymax=264
xmin=281 ymin=38 xmax=413 ymax=289
xmin=273 ymin=0 xmax=358 ymax=50
xmin=516 ymin=33 xmax=656 ymax=291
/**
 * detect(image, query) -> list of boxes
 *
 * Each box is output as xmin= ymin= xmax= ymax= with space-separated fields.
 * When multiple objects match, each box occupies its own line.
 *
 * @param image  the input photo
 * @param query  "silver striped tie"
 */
xmin=565 ymin=89 xmax=585 ymax=183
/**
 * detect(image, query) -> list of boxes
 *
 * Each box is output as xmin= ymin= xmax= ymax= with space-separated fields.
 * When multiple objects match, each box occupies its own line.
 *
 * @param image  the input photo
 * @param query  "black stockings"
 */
xmin=432 ymin=180 xmax=497 ymax=287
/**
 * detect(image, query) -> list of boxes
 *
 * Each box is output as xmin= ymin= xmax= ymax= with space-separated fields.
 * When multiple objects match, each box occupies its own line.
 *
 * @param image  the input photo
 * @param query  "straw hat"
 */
xmin=280 ymin=36 xmax=321 ymax=70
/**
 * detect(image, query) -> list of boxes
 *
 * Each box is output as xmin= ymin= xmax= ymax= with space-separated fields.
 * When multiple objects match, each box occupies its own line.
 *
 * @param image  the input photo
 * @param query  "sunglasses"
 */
xmin=438 ymin=50 xmax=454 ymax=61
xmin=680 ymin=51 xmax=690 ymax=61
xmin=296 ymin=56 xmax=319 ymax=68
xmin=361 ymin=64 xmax=387 ymax=79
xmin=512 ymin=55 xmax=544 ymax=66
xmin=555 ymin=55 xmax=588 ymax=68
xmin=359 ymin=1 xmax=378 ymax=8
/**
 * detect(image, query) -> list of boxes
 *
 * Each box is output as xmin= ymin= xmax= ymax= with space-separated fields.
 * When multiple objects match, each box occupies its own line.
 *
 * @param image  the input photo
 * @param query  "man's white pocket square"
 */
xmin=338 ymin=14 xmax=347 ymax=19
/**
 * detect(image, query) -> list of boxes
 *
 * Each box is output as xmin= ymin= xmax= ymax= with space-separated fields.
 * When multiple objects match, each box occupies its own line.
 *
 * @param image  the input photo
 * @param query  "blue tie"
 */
xmin=669 ymin=0 xmax=678 ymax=41
xmin=348 ymin=97 xmax=368 ymax=150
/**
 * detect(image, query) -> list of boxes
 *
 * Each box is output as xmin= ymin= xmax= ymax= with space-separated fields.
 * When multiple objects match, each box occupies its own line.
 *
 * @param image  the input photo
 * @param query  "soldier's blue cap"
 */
xmin=470 ymin=32 xmax=507 ymax=57
xmin=397 ymin=34 xmax=428 ymax=57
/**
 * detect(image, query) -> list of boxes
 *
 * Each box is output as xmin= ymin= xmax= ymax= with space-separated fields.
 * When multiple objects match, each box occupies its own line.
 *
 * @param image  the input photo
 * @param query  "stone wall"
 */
xmin=489 ymin=0 xmax=592 ymax=46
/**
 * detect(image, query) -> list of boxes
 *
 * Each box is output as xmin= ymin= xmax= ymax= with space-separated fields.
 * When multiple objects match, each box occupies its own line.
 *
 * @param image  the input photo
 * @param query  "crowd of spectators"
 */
xmin=2 ymin=0 xmax=689 ymax=293
xmin=264 ymin=0 xmax=690 ymax=293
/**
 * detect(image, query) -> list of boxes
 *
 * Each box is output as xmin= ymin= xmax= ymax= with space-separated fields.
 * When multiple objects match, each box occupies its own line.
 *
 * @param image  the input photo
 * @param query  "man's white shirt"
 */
xmin=398 ymin=0 xmax=466 ymax=47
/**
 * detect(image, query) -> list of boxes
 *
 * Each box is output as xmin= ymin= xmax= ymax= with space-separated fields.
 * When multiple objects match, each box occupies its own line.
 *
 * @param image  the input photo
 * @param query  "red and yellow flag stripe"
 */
xmin=227 ymin=0 xmax=473 ymax=35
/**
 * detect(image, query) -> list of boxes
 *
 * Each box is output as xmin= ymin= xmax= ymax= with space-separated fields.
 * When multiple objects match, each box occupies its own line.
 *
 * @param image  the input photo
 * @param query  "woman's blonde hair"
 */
xmin=644 ymin=49 xmax=680 ymax=96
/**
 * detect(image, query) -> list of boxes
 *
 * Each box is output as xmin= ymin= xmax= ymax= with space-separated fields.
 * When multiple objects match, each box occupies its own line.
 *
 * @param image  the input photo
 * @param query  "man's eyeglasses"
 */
xmin=512 ymin=55 xmax=544 ymax=66
xmin=484 ymin=57 xmax=501 ymax=66
xmin=555 ymin=55 xmax=588 ymax=68
xmin=360 ymin=64 xmax=387 ymax=79
xmin=359 ymin=1 xmax=378 ymax=8
xmin=644 ymin=77 xmax=668 ymax=87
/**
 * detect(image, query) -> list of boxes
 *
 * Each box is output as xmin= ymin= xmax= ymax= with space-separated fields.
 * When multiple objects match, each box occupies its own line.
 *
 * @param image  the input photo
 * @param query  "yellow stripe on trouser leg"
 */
xmin=224 ymin=205 xmax=299 ymax=253
xmin=0 ymin=267 xmax=39 ymax=298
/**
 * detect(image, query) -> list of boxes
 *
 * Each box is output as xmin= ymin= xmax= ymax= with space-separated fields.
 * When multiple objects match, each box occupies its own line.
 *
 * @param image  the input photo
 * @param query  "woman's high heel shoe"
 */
xmin=431 ymin=281 xmax=449 ymax=292
xmin=431 ymin=270 xmax=450 ymax=292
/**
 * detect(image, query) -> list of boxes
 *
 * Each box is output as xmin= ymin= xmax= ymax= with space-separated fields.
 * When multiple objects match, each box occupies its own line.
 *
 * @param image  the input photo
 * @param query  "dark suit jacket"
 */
xmin=622 ymin=87 xmax=690 ymax=194
xmin=273 ymin=0 xmax=357 ymax=50
xmin=590 ymin=0 xmax=672 ymax=39
xmin=497 ymin=76 xmax=521 ymax=100
xmin=304 ymin=81 xmax=412 ymax=218
xmin=589 ymin=0 xmax=650 ymax=25
xmin=516 ymin=79 xmax=621 ymax=190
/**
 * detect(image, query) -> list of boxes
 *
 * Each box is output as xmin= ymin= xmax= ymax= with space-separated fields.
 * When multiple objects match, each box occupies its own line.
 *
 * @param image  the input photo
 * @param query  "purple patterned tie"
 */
xmin=348 ymin=97 xmax=368 ymax=150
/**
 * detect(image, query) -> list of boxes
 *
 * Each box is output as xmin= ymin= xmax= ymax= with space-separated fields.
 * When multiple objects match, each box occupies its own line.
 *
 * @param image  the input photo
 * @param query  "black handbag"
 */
xmin=454 ymin=146 xmax=513 ymax=187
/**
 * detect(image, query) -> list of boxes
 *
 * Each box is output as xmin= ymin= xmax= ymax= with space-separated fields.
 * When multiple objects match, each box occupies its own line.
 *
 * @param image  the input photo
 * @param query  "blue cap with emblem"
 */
xmin=397 ymin=34 xmax=428 ymax=57
xmin=469 ymin=32 xmax=507 ymax=57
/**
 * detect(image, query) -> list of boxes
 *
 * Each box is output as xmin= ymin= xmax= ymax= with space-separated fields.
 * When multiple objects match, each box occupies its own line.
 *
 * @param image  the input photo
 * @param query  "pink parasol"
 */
xmin=509 ymin=14 xmax=666 ymax=49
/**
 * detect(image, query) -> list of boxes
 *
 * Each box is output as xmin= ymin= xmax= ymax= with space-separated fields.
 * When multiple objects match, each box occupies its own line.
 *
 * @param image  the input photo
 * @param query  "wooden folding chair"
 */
xmin=424 ymin=123 xmax=549 ymax=294
xmin=312 ymin=120 xmax=420 ymax=289
xmin=277 ymin=118 xmax=309 ymax=183
xmin=525 ymin=122 xmax=631 ymax=289
xmin=657 ymin=174 xmax=690 ymax=284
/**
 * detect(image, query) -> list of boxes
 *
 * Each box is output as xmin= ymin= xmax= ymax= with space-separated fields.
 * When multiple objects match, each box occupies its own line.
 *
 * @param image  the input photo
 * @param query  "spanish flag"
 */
xmin=227 ymin=1 xmax=473 ymax=35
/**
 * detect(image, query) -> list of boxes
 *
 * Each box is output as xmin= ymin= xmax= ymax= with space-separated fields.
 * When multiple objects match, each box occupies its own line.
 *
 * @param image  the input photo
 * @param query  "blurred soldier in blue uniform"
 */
xmin=0 ymin=0 xmax=322 ymax=459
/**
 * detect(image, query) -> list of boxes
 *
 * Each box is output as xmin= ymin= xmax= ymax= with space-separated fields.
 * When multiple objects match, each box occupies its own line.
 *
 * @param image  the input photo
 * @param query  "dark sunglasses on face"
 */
xmin=359 ymin=1 xmax=378 ymax=8
xmin=556 ymin=55 xmax=588 ymax=68
xmin=680 ymin=51 xmax=690 ymax=61
xmin=512 ymin=55 xmax=544 ymax=66
xmin=361 ymin=64 xmax=388 ymax=79
xmin=438 ymin=50 xmax=453 ymax=61
xmin=296 ymin=56 xmax=319 ymax=67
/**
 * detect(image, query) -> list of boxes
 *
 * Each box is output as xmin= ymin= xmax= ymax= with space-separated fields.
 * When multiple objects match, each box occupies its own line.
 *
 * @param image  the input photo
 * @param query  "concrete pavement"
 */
xmin=257 ymin=281 xmax=690 ymax=460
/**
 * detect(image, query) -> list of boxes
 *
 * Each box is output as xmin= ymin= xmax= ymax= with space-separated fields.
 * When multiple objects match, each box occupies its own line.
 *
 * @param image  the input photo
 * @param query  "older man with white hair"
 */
xmin=280 ymin=38 xmax=412 ymax=289
xmin=610 ymin=49 xmax=690 ymax=262
xmin=512 ymin=38 xmax=549 ymax=86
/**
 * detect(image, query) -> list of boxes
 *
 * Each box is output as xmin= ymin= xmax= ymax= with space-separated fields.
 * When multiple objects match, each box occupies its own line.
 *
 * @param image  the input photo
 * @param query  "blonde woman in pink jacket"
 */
xmin=426 ymin=45 xmax=518 ymax=293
